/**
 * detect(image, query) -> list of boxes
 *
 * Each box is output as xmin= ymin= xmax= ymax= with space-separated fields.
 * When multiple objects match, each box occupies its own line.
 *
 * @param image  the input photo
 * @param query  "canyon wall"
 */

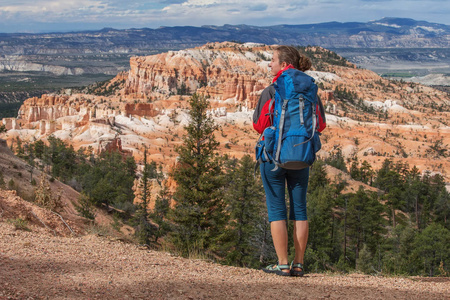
xmin=124 ymin=43 xmax=271 ymax=108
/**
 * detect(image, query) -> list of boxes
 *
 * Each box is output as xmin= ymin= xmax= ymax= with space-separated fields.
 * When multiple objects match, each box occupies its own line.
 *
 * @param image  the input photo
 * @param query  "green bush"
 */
xmin=7 ymin=218 xmax=31 ymax=231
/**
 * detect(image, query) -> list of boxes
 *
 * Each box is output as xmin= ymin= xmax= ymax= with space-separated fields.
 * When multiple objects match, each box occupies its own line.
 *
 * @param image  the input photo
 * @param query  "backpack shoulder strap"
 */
xmin=316 ymin=95 xmax=327 ymax=132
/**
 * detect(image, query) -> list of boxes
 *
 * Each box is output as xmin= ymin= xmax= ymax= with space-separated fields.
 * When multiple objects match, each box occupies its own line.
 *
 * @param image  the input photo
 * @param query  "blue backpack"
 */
xmin=255 ymin=68 xmax=322 ymax=170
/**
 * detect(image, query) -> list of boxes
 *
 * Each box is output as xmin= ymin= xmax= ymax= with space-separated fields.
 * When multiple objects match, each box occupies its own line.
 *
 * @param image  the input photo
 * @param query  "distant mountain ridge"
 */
xmin=0 ymin=18 xmax=448 ymax=55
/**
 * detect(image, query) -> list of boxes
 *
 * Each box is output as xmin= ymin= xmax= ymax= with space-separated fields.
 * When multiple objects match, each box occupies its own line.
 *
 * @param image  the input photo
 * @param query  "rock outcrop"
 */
xmin=124 ymin=43 xmax=271 ymax=108
xmin=124 ymin=103 xmax=158 ymax=118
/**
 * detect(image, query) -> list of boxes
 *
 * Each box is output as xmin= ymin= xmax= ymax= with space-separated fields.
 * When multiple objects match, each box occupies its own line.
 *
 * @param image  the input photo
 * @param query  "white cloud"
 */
xmin=0 ymin=0 xmax=109 ymax=23
xmin=181 ymin=0 xmax=221 ymax=6
xmin=0 ymin=0 xmax=103 ymax=14
xmin=0 ymin=0 xmax=449 ymax=32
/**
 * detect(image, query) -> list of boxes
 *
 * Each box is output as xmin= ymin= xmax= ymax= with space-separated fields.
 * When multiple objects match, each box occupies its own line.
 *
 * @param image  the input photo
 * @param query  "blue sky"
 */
xmin=0 ymin=0 xmax=449 ymax=33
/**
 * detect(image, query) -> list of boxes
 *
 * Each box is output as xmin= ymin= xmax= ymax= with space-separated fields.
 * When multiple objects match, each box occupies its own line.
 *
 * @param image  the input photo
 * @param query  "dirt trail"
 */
xmin=1 ymin=220 xmax=449 ymax=300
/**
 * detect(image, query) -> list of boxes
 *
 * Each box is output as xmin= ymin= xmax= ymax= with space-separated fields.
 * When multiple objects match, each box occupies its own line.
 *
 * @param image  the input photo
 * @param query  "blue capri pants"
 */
xmin=260 ymin=161 xmax=310 ymax=222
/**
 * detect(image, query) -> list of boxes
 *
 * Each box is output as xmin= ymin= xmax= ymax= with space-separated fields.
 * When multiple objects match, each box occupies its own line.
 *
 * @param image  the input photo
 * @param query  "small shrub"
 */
xmin=356 ymin=244 xmax=375 ymax=274
xmin=86 ymin=223 xmax=113 ymax=236
xmin=8 ymin=178 xmax=15 ymax=190
xmin=75 ymin=193 xmax=96 ymax=220
xmin=0 ymin=171 xmax=5 ymax=188
xmin=7 ymin=218 xmax=31 ymax=231
xmin=34 ymin=174 xmax=61 ymax=211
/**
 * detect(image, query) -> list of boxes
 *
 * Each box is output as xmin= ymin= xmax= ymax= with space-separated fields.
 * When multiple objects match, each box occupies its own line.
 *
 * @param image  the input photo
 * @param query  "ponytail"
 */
xmin=275 ymin=45 xmax=312 ymax=72
xmin=298 ymin=55 xmax=312 ymax=72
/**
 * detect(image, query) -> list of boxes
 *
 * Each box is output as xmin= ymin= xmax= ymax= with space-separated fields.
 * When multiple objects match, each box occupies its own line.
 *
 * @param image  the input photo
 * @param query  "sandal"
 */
xmin=262 ymin=263 xmax=291 ymax=276
xmin=290 ymin=262 xmax=304 ymax=277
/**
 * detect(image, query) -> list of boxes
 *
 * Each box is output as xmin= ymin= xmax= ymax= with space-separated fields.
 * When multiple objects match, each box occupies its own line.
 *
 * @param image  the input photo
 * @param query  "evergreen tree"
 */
xmin=404 ymin=165 xmax=422 ymax=227
xmin=140 ymin=149 xmax=151 ymax=220
xmin=424 ymin=173 xmax=446 ymax=227
xmin=412 ymin=223 xmax=450 ymax=276
xmin=15 ymin=137 xmax=24 ymax=158
xmin=434 ymin=189 xmax=450 ymax=229
xmin=350 ymin=157 xmax=374 ymax=185
xmin=221 ymin=155 xmax=266 ymax=268
xmin=86 ymin=151 xmax=136 ymax=214
xmin=31 ymin=140 xmax=45 ymax=160
xmin=325 ymin=146 xmax=347 ymax=172
xmin=169 ymin=93 xmax=226 ymax=257
xmin=359 ymin=160 xmax=374 ymax=185
xmin=75 ymin=192 xmax=96 ymax=220
xmin=306 ymin=160 xmax=336 ymax=271
xmin=375 ymin=159 xmax=405 ymax=227
xmin=134 ymin=148 xmax=156 ymax=244
xmin=349 ymin=158 xmax=360 ymax=181
xmin=356 ymin=244 xmax=374 ymax=274
xmin=45 ymin=136 xmax=77 ymax=182
xmin=342 ymin=187 xmax=385 ymax=268
xmin=23 ymin=142 xmax=36 ymax=184
xmin=151 ymin=182 xmax=172 ymax=243
xmin=381 ymin=223 xmax=417 ymax=275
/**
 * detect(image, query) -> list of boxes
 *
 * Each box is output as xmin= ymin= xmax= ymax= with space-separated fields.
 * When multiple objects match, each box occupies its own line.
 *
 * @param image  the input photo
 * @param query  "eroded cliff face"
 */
xmin=1 ymin=42 xmax=449 ymax=188
xmin=20 ymin=95 xmax=75 ymax=123
xmin=124 ymin=43 xmax=271 ymax=108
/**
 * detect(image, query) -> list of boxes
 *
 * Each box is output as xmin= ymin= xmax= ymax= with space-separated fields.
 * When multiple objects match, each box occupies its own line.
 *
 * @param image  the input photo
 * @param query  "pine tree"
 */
xmin=169 ymin=93 xmax=226 ymax=257
xmin=306 ymin=159 xmax=343 ymax=271
xmin=15 ymin=137 xmax=24 ymax=158
xmin=375 ymin=159 xmax=405 ymax=227
xmin=221 ymin=155 xmax=266 ymax=267
xmin=434 ymin=189 xmax=450 ymax=229
xmin=152 ymin=182 xmax=172 ymax=243
xmin=87 ymin=151 xmax=136 ymax=213
xmin=359 ymin=160 xmax=374 ymax=185
xmin=134 ymin=148 xmax=156 ymax=244
xmin=31 ymin=140 xmax=45 ymax=160
xmin=412 ymin=223 xmax=450 ymax=276
xmin=343 ymin=187 xmax=385 ymax=267
xmin=75 ymin=192 xmax=96 ymax=220
xmin=325 ymin=146 xmax=347 ymax=172
xmin=381 ymin=223 xmax=417 ymax=275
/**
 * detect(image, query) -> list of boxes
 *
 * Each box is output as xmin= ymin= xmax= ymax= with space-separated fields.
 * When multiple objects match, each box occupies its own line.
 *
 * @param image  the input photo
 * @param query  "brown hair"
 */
xmin=275 ymin=45 xmax=312 ymax=72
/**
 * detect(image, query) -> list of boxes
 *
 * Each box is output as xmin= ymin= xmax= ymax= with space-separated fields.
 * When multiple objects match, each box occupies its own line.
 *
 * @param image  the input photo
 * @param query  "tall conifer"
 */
xmin=169 ymin=94 xmax=225 ymax=257
xmin=221 ymin=155 xmax=266 ymax=267
xmin=134 ymin=148 xmax=155 ymax=244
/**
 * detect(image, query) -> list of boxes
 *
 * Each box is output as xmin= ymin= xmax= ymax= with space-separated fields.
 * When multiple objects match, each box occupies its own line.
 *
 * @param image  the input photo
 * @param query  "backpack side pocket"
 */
xmin=263 ymin=126 xmax=276 ymax=160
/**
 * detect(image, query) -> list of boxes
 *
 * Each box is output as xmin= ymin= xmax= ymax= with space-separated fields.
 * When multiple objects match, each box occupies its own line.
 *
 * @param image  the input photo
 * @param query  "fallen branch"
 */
xmin=51 ymin=211 xmax=75 ymax=235
xmin=101 ymin=203 xmax=126 ymax=214
xmin=31 ymin=211 xmax=57 ymax=236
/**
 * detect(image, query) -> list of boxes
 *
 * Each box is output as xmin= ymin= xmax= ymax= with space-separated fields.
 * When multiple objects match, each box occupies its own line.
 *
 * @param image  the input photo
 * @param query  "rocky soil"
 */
xmin=1 ymin=190 xmax=449 ymax=300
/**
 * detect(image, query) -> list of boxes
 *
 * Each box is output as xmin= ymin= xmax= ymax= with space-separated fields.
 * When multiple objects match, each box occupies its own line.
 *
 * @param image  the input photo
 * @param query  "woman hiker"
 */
xmin=252 ymin=45 xmax=316 ymax=277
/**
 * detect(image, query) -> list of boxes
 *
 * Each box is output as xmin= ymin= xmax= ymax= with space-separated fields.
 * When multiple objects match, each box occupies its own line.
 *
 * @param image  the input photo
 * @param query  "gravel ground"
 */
xmin=1 ymin=189 xmax=449 ymax=300
xmin=1 ymin=221 xmax=449 ymax=300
